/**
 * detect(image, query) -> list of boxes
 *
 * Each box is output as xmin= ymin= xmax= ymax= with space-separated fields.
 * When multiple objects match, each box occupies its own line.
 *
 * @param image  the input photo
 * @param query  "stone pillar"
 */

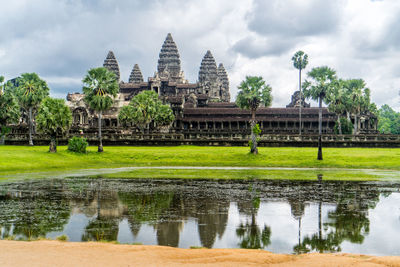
xmin=229 ymin=121 xmax=232 ymax=130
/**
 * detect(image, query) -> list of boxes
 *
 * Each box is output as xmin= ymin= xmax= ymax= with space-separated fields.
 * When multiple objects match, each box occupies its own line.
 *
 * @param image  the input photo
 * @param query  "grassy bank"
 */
xmin=97 ymin=168 xmax=384 ymax=181
xmin=0 ymin=145 xmax=399 ymax=179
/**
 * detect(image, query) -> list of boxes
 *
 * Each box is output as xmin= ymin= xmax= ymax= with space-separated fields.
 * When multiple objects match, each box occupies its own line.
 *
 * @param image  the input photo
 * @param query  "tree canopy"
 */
xmin=236 ymin=76 xmax=273 ymax=112
xmin=378 ymin=104 xmax=400 ymax=134
xmin=118 ymin=90 xmax=174 ymax=131
xmin=82 ymin=67 xmax=119 ymax=112
xmin=15 ymin=73 xmax=50 ymax=110
xmin=303 ymin=66 xmax=337 ymax=101
xmin=292 ymin=50 xmax=308 ymax=71
xmin=0 ymin=76 xmax=21 ymax=144
xmin=36 ymin=97 xmax=72 ymax=152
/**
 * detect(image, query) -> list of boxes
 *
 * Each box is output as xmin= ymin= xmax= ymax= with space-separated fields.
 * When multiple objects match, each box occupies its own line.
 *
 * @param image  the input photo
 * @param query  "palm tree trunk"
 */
xmin=317 ymin=96 xmax=323 ymax=160
xmin=354 ymin=114 xmax=358 ymax=135
xmin=250 ymin=110 xmax=258 ymax=155
xmin=49 ymin=134 xmax=57 ymax=153
xmin=29 ymin=107 xmax=33 ymax=146
xmin=98 ymin=110 xmax=103 ymax=152
xmin=337 ymin=116 xmax=342 ymax=135
xmin=0 ymin=134 xmax=5 ymax=145
xmin=299 ymin=69 xmax=302 ymax=135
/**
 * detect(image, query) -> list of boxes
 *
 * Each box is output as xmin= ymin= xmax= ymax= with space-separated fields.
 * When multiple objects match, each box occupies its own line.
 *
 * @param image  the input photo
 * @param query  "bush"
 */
xmin=56 ymin=235 xmax=68 ymax=242
xmin=334 ymin=118 xmax=353 ymax=134
xmin=68 ymin=136 xmax=88 ymax=153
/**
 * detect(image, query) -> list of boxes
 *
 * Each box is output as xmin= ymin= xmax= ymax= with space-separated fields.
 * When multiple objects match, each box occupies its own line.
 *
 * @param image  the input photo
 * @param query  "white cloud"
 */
xmin=0 ymin=0 xmax=399 ymax=110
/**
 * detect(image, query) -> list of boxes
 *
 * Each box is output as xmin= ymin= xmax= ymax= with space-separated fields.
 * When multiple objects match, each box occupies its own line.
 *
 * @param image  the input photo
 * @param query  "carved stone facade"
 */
xmin=66 ymin=33 xmax=377 ymax=136
xmin=286 ymin=91 xmax=310 ymax=108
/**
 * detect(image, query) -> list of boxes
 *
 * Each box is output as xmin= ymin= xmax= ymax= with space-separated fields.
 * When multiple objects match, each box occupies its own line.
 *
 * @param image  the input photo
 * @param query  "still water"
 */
xmin=0 ymin=178 xmax=399 ymax=255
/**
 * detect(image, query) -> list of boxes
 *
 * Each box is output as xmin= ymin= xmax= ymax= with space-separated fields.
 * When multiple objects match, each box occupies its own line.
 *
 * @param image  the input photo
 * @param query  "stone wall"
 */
xmin=5 ymin=126 xmax=400 ymax=147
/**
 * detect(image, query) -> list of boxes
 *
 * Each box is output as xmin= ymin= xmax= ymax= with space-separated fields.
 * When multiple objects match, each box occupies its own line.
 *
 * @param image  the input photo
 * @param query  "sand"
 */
xmin=0 ymin=240 xmax=399 ymax=267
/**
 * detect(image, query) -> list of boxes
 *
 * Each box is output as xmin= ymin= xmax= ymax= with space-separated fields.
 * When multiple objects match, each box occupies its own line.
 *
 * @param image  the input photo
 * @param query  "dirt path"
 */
xmin=0 ymin=241 xmax=399 ymax=267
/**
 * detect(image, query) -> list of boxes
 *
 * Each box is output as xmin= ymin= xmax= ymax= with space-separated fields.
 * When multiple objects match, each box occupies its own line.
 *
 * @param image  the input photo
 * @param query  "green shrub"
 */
xmin=334 ymin=118 xmax=353 ymax=134
xmin=56 ymin=235 xmax=68 ymax=242
xmin=68 ymin=136 xmax=88 ymax=153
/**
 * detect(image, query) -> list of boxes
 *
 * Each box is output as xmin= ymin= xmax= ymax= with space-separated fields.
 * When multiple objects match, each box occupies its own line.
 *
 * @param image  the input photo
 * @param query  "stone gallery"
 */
xmin=67 ymin=33 xmax=377 ymax=136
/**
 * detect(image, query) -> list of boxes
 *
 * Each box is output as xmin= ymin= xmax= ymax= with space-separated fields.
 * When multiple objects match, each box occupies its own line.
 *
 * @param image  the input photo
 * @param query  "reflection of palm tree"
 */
xmin=236 ymin=215 xmax=271 ymax=249
xmin=236 ymin=183 xmax=271 ymax=249
xmin=289 ymin=199 xmax=306 ymax=254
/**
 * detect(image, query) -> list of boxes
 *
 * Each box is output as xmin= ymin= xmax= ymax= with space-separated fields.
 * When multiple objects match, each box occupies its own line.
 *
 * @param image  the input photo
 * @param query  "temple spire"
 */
xmin=157 ymin=33 xmax=181 ymax=81
xmin=199 ymin=50 xmax=218 ymax=83
xmin=103 ymin=51 xmax=120 ymax=82
xmin=129 ymin=64 xmax=144 ymax=83
xmin=218 ymin=63 xmax=230 ymax=102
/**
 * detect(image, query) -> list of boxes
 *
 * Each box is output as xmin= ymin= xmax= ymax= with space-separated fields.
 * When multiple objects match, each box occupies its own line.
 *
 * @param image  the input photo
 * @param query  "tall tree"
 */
xmin=0 ymin=76 xmax=20 ymax=145
xmin=303 ymin=66 xmax=337 ymax=160
xmin=236 ymin=76 xmax=272 ymax=155
xmin=345 ymin=79 xmax=366 ymax=134
xmin=118 ymin=90 xmax=174 ymax=132
xmin=15 ymin=73 xmax=50 ymax=146
xmin=83 ymin=67 xmax=119 ymax=152
xmin=378 ymin=104 xmax=400 ymax=134
xmin=36 ymin=97 xmax=72 ymax=153
xmin=326 ymin=79 xmax=347 ymax=134
xmin=292 ymin=51 xmax=309 ymax=135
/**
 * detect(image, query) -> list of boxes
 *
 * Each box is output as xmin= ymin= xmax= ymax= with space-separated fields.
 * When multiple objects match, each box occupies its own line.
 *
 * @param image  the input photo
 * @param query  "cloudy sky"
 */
xmin=1 ymin=0 xmax=400 ymax=109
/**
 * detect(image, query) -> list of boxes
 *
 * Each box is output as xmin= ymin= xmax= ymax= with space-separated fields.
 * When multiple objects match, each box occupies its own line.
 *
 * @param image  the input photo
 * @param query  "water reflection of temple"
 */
xmin=0 ymin=178 xmax=399 ymax=252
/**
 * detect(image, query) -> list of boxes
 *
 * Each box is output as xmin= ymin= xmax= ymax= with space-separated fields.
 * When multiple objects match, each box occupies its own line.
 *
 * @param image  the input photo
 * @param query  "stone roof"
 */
xmin=129 ymin=64 xmax=144 ymax=83
xmin=103 ymin=51 xmax=120 ymax=81
xmin=199 ymin=50 xmax=218 ymax=83
xmin=157 ymin=33 xmax=181 ymax=79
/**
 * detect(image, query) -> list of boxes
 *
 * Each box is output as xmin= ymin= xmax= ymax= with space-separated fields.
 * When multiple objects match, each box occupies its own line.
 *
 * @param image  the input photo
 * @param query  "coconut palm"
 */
xmin=0 ymin=76 xmax=20 ymax=145
xmin=292 ymin=51 xmax=309 ymax=135
xmin=236 ymin=76 xmax=272 ymax=155
xmin=36 ymin=97 xmax=72 ymax=152
xmin=303 ymin=67 xmax=337 ymax=160
xmin=83 ymin=67 xmax=119 ymax=152
xmin=15 ymin=73 xmax=50 ymax=146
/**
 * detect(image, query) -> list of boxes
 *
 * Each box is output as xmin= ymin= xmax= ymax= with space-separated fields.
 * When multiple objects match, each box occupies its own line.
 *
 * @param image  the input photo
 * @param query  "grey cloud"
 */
xmin=231 ymin=36 xmax=296 ymax=58
xmin=247 ymin=0 xmax=342 ymax=37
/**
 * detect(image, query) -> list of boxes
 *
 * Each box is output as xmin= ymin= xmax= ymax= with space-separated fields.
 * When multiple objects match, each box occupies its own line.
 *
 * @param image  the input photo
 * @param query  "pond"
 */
xmin=0 ymin=177 xmax=399 ymax=255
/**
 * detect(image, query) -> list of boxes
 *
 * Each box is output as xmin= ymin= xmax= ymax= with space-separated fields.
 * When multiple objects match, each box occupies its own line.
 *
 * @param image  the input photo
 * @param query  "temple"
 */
xmin=66 ymin=33 xmax=377 ymax=136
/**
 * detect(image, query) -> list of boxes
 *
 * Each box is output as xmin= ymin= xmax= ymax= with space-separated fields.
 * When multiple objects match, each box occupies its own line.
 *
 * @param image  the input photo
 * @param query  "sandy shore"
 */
xmin=1 ymin=241 xmax=400 ymax=267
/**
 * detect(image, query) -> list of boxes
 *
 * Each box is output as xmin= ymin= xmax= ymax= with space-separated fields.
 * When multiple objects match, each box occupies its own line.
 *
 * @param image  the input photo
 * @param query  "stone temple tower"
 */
xmin=103 ymin=51 xmax=120 ymax=82
xmin=129 ymin=64 xmax=144 ymax=83
xmin=217 ymin=63 xmax=230 ymax=102
xmin=199 ymin=50 xmax=229 ymax=101
xmin=157 ymin=33 xmax=182 ymax=82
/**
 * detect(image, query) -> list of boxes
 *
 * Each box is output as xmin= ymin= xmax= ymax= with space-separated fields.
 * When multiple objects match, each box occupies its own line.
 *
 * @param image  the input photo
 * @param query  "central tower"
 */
xmin=157 ymin=33 xmax=182 ymax=82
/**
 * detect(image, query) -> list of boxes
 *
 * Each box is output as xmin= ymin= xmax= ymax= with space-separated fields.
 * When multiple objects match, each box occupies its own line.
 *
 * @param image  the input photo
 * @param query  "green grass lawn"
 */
xmin=0 ymin=145 xmax=399 ymax=180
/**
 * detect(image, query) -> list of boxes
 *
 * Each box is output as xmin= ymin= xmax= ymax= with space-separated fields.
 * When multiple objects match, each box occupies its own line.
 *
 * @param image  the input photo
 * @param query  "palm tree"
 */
xmin=36 ymin=97 xmax=72 ymax=152
xmin=326 ymin=79 xmax=347 ymax=135
xmin=0 ymin=76 xmax=20 ymax=145
xmin=345 ymin=79 xmax=366 ymax=134
xmin=303 ymin=67 xmax=337 ymax=160
xmin=83 ymin=67 xmax=119 ymax=152
xmin=15 ymin=73 xmax=50 ymax=146
xmin=236 ymin=76 xmax=272 ymax=155
xmin=292 ymin=51 xmax=309 ymax=135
